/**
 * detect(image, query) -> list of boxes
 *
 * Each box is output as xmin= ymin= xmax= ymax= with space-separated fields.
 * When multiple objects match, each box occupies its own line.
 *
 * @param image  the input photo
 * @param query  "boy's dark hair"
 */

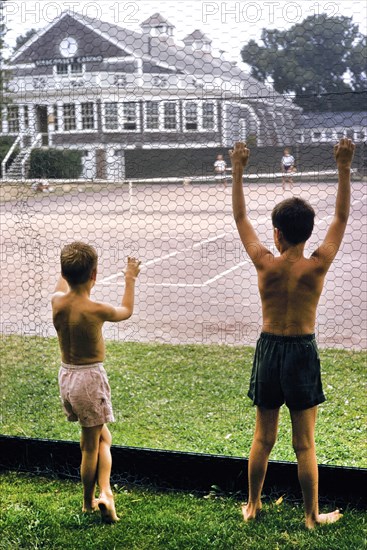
xmin=272 ymin=198 xmax=315 ymax=245
xmin=60 ymin=242 xmax=98 ymax=285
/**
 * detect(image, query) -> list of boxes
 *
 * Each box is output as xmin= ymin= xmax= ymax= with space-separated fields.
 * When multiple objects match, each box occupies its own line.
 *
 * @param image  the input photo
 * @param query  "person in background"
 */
xmin=214 ymin=153 xmax=228 ymax=188
xmin=281 ymin=148 xmax=295 ymax=190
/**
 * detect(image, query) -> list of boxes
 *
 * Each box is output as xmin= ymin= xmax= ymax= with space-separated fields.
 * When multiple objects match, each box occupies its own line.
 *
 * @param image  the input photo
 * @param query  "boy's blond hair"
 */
xmin=61 ymin=242 xmax=98 ymax=286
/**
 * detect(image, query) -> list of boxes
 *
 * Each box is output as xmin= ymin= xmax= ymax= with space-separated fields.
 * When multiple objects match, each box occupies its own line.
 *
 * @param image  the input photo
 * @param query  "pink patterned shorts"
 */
xmin=58 ymin=362 xmax=115 ymax=427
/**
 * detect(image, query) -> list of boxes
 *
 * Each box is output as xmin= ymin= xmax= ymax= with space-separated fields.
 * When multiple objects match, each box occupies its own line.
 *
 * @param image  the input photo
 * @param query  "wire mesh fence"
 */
xmin=1 ymin=1 xmax=366 ymax=469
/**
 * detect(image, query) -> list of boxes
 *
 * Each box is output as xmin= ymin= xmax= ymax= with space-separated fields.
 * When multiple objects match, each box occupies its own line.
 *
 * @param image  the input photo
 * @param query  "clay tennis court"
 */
xmin=1 ymin=179 xmax=366 ymax=349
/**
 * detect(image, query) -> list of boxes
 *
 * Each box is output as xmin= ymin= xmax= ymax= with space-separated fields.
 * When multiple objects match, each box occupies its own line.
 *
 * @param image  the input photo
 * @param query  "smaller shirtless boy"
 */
xmin=51 ymin=242 xmax=140 ymax=523
xmin=231 ymin=139 xmax=355 ymax=528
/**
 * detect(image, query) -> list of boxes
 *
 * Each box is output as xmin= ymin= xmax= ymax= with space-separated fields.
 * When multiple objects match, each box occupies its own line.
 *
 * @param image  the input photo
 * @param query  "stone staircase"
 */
xmin=2 ymin=133 xmax=42 ymax=180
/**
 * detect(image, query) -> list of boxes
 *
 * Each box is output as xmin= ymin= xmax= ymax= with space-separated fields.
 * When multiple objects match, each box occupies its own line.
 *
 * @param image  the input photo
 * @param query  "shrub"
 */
xmin=29 ymin=148 xmax=82 ymax=179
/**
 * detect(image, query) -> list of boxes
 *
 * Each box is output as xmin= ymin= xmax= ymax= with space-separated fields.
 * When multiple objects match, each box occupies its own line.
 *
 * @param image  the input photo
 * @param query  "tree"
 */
xmin=0 ymin=0 xmax=11 ymax=124
xmin=0 ymin=1 xmax=8 ymax=98
xmin=240 ymin=14 xmax=367 ymax=111
xmin=14 ymin=28 xmax=37 ymax=52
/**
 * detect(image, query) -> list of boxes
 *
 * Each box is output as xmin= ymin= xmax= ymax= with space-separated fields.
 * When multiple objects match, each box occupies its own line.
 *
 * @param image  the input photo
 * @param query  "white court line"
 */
xmin=352 ymin=194 xmax=367 ymax=206
xmin=316 ymin=215 xmax=333 ymax=225
xmin=97 ymin=212 xmax=342 ymax=289
xmin=97 ymin=230 xmax=237 ymax=284
xmin=142 ymin=260 xmax=251 ymax=288
xmin=203 ymin=260 xmax=250 ymax=285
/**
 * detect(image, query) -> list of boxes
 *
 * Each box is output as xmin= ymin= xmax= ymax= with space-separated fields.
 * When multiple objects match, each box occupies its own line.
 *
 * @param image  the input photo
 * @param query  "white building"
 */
xmin=2 ymin=11 xmax=301 ymax=180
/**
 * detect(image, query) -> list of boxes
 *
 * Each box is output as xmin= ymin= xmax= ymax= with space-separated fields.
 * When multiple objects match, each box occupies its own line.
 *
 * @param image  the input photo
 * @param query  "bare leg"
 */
xmin=242 ymin=407 xmax=280 ymax=521
xmin=290 ymin=407 xmax=342 ymax=529
xmin=80 ymin=425 xmax=103 ymax=512
xmin=97 ymin=425 xmax=119 ymax=523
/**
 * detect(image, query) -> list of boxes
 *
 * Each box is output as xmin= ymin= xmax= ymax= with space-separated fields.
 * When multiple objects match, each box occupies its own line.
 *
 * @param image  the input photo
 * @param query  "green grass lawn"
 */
xmin=0 ymin=336 xmax=366 ymax=467
xmin=0 ymin=472 xmax=365 ymax=550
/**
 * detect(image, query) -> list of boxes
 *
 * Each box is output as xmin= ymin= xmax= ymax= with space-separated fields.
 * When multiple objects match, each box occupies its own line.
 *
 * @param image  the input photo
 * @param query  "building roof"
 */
xmin=141 ymin=13 xmax=175 ymax=28
xmin=184 ymin=30 xmax=212 ymax=43
xmin=9 ymin=10 xmax=296 ymax=105
xmin=301 ymin=111 xmax=367 ymax=128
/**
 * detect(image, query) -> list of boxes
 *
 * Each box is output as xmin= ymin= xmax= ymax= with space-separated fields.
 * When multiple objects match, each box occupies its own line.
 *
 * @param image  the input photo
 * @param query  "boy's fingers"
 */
xmin=234 ymin=141 xmax=246 ymax=149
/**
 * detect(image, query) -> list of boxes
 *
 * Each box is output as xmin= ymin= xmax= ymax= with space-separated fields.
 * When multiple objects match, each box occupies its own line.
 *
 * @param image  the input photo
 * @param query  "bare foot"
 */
xmin=241 ymin=503 xmax=262 ymax=522
xmin=306 ymin=510 xmax=343 ymax=529
xmin=98 ymin=496 xmax=120 ymax=524
xmin=82 ymin=498 xmax=99 ymax=513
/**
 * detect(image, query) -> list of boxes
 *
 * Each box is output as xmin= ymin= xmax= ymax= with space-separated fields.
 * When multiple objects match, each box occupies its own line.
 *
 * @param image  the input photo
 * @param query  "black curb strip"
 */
xmin=0 ymin=436 xmax=365 ymax=508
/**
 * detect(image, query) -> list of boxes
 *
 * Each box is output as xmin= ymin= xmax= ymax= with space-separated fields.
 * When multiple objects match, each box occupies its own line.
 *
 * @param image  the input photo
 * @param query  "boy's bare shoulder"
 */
xmin=50 ymin=291 xmax=67 ymax=310
xmin=261 ymin=254 xmax=326 ymax=278
xmin=51 ymin=291 xmax=66 ymax=301
xmin=91 ymin=300 xmax=117 ymax=319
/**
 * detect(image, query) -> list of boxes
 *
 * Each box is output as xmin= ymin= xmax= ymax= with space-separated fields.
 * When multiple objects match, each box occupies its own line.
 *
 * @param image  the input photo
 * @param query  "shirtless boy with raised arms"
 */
xmin=230 ymin=138 xmax=355 ymax=528
xmin=51 ymin=242 xmax=140 ymax=523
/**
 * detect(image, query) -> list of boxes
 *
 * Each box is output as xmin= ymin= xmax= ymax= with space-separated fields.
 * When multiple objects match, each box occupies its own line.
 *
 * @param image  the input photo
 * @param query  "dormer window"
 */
xmin=150 ymin=24 xmax=173 ymax=36
xmin=55 ymin=62 xmax=84 ymax=77
xmin=71 ymin=62 xmax=83 ymax=75
xmin=141 ymin=13 xmax=175 ymax=37
xmin=183 ymin=30 xmax=212 ymax=53
xmin=56 ymin=63 xmax=68 ymax=75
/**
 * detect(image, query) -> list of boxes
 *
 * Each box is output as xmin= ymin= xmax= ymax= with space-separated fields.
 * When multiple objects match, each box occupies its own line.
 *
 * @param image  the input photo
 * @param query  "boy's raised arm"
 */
xmin=52 ymin=275 xmax=69 ymax=296
xmin=100 ymin=257 xmax=141 ymax=322
xmin=311 ymin=138 xmax=355 ymax=270
xmin=231 ymin=142 xmax=272 ymax=268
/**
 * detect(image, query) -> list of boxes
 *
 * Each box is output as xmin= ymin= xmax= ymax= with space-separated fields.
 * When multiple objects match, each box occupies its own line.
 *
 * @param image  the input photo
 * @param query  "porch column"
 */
xmin=47 ymin=105 xmax=55 ymax=146
xmin=19 ymin=105 xmax=26 ymax=146
xmin=28 ymin=106 xmax=37 ymax=137
xmin=2 ymin=106 xmax=9 ymax=133
xmin=57 ymin=103 xmax=64 ymax=132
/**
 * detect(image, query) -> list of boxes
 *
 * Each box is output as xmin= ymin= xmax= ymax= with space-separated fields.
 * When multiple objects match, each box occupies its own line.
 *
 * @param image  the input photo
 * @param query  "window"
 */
xmin=55 ymin=63 xmax=84 ymax=77
xmin=103 ymin=102 xmax=138 ymax=131
xmin=185 ymin=103 xmax=198 ymax=130
xmin=123 ymin=102 xmax=137 ymax=130
xmin=63 ymin=103 xmax=76 ymax=131
xmin=56 ymin=63 xmax=68 ymax=75
xmin=104 ymin=103 xmax=118 ymax=130
xmin=144 ymin=101 xmax=178 ymax=131
xmin=81 ymin=102 xmax=95 ymax=130
xmin=163 ymin=102 xmax=177 ymax=130
xmin=202 ymin=102 xmax=215 ymax=130
xmin=183 ymin=101 xmax=217 ymax=132
xmin=7 ymin=106 xmax=19 ymax=132
xmin=71 ymin=62 xmax=83 ymax=75
xmin=146 ymin=101 xmax=159 ymax=130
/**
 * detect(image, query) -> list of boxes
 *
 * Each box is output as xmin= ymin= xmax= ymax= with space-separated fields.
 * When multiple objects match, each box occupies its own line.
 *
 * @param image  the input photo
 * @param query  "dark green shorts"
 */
xmin=248 ymin=333 xmax=326 ymax=410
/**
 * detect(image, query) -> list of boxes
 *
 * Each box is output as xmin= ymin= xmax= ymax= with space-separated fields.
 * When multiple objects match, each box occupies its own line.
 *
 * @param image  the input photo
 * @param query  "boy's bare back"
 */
xmin=51 ymin=254 xmax=141 ymax=364
xmin=52 ymin=293 xmax=107 ymax=364
xmin=257 ymin=254 xmax=325 ymax=335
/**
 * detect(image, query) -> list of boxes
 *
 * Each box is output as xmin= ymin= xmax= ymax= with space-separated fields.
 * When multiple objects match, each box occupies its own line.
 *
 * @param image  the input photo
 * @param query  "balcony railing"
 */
xmin=7 ymin=72 xmax=241 ymax=95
